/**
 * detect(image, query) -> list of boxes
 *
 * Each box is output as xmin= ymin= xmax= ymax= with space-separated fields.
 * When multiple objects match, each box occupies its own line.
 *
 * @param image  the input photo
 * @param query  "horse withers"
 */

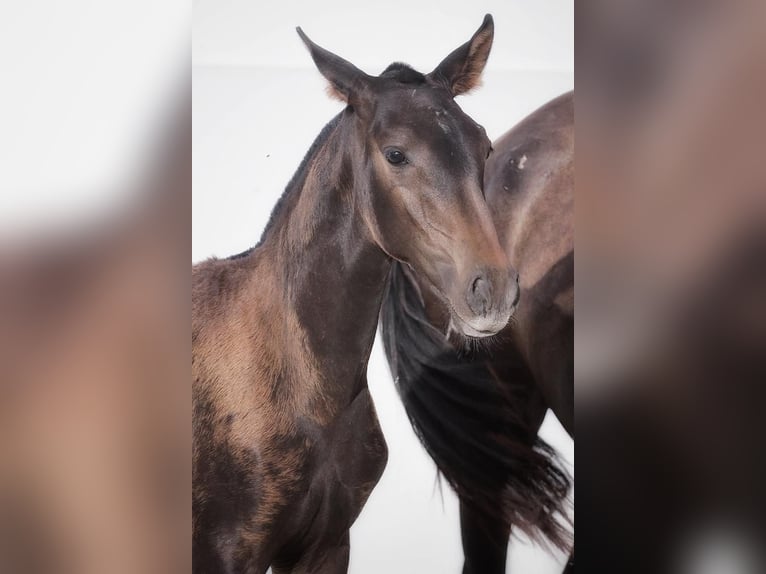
xmin=192 ymin=15 xmax=517 ymax=573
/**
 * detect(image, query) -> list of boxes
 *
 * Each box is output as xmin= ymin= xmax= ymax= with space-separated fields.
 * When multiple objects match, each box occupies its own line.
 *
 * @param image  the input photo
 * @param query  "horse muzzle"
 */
xmin=456 ymin=267 xmax=520 ymax=337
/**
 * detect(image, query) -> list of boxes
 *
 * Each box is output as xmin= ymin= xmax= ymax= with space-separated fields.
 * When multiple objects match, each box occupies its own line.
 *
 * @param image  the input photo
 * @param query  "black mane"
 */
xmin=381 ymin=62 xmax=427 ymax=84
xmin=380 ymin=260 xmax=573 ymax=551
xmin=227 ymin=113 xmax=343 ymax=260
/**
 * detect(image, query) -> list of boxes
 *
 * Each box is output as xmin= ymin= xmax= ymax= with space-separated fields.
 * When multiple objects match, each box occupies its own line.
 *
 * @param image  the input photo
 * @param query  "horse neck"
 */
xmin=261 ymin=112 xmax=390 ymax=406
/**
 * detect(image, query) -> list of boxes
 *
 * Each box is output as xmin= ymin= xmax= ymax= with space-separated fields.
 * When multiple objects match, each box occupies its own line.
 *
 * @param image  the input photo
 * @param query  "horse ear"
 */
xmin=296 ymin=27 xmax=373 ymax=108
xmin=428 ymin=14 xmax=494 ymax=96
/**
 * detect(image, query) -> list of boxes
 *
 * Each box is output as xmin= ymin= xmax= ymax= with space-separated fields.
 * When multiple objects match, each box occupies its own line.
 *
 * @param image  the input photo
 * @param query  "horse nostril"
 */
xmin=511 ymin=271 xmax=521 ymax=306
xmin=467 ymin=274 xmax=492 ymax=316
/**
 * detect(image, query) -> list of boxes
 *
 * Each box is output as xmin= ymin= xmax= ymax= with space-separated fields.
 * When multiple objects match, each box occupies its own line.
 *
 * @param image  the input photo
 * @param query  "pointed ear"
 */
xmin=296 ymin=27 xmax=374 ymax=109
xmin=428 ymin=14 xmax=494 ymax=96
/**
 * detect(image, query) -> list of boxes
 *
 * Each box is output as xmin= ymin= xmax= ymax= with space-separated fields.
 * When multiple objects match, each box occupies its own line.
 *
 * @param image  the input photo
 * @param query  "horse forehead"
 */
xmin=426 ymin=105 xmax=460 ymax=136
xmin=380 ymin=97 xmax=480 ymax=141
xmin=418 ymin=102 xmax=483 ymax=142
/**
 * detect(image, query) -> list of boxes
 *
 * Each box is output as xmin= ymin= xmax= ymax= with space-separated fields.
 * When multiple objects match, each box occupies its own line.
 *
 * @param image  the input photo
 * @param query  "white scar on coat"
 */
xmin=432 ymin=108 xmax=452 ymax=134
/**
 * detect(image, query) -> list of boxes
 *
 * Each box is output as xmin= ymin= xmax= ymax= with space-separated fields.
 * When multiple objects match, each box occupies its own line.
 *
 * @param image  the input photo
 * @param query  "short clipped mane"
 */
xmin=381 ymin=62 xmax=426 ymax=85
xmin=227 ymin=113 xmax=343 ymax=260
xmin=228 ymin=64 xmax=425 ymax=262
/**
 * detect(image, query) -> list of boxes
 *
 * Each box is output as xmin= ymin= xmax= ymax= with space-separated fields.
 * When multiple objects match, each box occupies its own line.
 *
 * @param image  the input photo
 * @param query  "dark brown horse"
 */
xmin=380 ymin=92 xmax=574 ymax=573
xmin=192 ymin=15 xmax=519 ymax=573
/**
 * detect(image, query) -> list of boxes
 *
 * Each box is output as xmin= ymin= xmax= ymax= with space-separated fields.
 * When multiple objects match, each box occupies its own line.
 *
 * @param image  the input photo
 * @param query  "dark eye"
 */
xmin=385 ymin=149 xmax=407 ymax=165
xmin=486 ymin=144 xmax=493 ymax=159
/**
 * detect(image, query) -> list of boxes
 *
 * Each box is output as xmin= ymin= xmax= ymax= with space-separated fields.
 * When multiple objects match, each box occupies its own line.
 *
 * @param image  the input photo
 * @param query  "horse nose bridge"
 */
xmin=467 ymin=227 xmax=510 ymax=273
xmin=453 ymin=186 xmax=508 ymax=267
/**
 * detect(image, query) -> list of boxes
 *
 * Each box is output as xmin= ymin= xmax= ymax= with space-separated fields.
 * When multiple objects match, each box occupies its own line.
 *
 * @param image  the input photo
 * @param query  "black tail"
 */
xmin=380 ymin=261 xmax=572 ymax=551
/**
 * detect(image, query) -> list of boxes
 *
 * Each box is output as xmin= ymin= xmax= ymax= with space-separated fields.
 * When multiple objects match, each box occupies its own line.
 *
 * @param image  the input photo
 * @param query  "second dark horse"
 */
xmin=381 ymin=92 xmax=575 ymax=573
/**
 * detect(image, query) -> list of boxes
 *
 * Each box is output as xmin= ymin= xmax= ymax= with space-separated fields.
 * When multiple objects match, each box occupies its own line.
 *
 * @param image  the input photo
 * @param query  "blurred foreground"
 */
xmin=577 ymin=1 xmax=766 ymax=572
xmin=0 ymin=103 xmax=190 ymax=573
xmin=0 ymin=2 xmax=190 ymax=572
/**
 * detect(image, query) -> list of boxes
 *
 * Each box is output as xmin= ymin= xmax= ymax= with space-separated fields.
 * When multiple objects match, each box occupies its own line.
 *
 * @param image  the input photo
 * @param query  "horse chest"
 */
xmin=194 ymin=390 xmax=387 ymax=572
xmin=292 ymin=387 xmax=388 ymax=542
xmin=325 ymin=387 xmax=387 ymax=499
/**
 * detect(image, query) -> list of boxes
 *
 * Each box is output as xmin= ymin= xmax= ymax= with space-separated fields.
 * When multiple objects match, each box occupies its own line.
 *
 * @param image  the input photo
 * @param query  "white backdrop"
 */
xmin=0 ymin=0 xmax=188 ymax=236
xmin=193 ymin=1 xmax=573 ymax=572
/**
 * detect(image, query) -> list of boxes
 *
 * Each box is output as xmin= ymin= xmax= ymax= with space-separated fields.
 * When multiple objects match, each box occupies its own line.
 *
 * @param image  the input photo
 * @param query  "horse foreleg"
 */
xmin=460 ymin=498 xmax=511 ymax=574
xmin=274 ymin=532 xmax=350 ymax=574
xmin=563 ymin=550 xmax=574 ymax=572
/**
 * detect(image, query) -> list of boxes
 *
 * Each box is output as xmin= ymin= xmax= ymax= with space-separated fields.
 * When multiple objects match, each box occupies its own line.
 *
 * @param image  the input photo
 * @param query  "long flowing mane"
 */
xmin=380 ymin=260 xmax=572 ymax=551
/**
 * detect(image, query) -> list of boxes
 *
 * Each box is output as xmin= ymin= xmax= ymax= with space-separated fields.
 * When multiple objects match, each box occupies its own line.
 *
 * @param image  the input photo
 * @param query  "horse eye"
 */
xmin=385 ymin=149 xmax=407 ymax=165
